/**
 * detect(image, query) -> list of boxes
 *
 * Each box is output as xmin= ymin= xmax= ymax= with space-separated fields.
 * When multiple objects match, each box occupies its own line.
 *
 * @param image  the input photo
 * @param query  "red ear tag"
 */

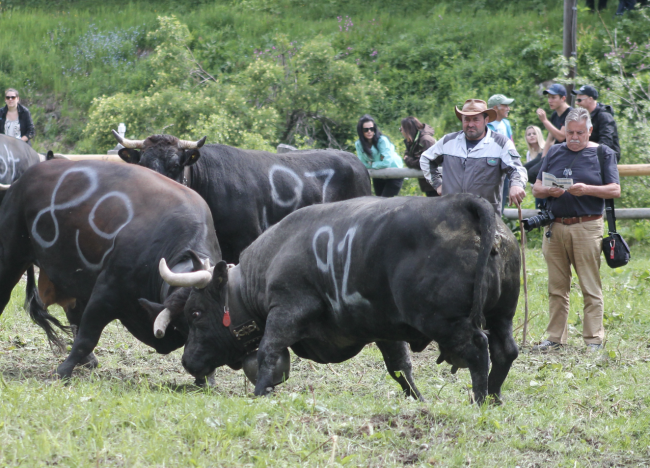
xmin=223 ymin=308 xmax=231 ymax=327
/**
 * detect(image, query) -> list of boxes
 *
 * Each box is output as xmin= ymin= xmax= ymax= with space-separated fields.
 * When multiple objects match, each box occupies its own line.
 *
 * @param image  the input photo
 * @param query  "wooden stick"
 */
xmin=517 ymin=204 xmax=530 ymax=347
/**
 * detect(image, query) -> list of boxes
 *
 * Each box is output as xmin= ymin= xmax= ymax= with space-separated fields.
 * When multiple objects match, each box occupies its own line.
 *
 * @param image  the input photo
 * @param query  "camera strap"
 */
xmin=596 ymin=145 xmax=617 ymax=234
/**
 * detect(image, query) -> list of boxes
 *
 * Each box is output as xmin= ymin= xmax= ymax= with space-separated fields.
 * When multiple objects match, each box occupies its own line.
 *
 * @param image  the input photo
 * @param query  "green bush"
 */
xmin=81 ymin=18 xmax=384 ymax=151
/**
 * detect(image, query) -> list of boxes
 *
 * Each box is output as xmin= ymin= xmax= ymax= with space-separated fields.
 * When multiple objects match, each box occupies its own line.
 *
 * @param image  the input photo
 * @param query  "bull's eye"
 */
xmin=192 ymin=310 xmax=202 ymax=319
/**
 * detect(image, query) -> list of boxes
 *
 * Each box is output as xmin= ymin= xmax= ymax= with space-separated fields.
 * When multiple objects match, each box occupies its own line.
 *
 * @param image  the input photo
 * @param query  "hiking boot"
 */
xmin=586 ymin=343 xmax=603 ymax=352
xmin=531 ymin=340 xmax=563 ymax=352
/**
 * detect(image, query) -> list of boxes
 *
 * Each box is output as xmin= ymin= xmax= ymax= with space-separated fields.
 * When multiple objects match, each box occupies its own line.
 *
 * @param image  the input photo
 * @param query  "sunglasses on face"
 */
xmin=363 ymin=127 xmax=375 ymax=133
xmin=5 ymin=96 xmax=16 ymax=100
xmin=576 ymin=98 xmax=587 ymax=103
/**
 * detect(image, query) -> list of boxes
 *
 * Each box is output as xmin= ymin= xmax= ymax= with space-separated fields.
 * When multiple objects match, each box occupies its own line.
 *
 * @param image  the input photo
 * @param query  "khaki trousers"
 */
xmin=541 ymin=218 xmax=605 ymax=345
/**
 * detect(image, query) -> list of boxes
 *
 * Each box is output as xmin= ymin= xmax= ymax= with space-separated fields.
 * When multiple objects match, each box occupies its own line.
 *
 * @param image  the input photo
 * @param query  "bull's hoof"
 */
xmin=194 ymin=370 xmax=216 ymax=388
xmin=473 ymin=394 xmax=488 ymax=406
xmin=50 ymin=370 xmax=73 ymax=385
xmin=486 ymin=394 xmax=503 ymax=406
xmin=194 ymin=376 xmax=215 ymax=388
xmin=77 ymin=353 xmax=99 ymax=369
xmin=253 ymin=385 xmax=275 ymax=396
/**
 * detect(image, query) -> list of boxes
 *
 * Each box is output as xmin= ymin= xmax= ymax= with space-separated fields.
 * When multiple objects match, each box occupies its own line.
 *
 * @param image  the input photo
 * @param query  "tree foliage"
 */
xmin=82 ymin=17 xmax=383 ymax=151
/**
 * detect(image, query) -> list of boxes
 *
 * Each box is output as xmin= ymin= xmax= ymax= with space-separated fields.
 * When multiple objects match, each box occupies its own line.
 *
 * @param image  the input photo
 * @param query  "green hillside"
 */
xmin=0 ymin=0 xmax=649 ymax=203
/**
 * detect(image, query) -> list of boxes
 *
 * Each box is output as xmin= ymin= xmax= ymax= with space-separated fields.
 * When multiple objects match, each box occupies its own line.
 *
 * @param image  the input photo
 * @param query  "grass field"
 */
xmin=1 ymin=245 xmax=649 ymax=467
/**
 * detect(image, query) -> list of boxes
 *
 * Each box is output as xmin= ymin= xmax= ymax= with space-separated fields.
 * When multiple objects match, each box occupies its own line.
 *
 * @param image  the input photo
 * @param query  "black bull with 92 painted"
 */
xmin=0 ymin=160 xmax=221 ymax=379
xmin=115 ymin=133 xmax=372 ymax=264
xmin=161 ymin=194 xmax=521 ymax=404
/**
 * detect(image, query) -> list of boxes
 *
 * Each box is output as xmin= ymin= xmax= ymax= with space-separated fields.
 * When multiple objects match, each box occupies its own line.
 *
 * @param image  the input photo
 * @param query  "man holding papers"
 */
xmin=531 ymin=108 xmax=620 ymax=353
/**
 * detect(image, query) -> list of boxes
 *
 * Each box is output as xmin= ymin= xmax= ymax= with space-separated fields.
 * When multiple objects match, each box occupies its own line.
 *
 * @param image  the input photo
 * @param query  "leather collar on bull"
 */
xmin=157 ymin=258 xmax=262 ymax=353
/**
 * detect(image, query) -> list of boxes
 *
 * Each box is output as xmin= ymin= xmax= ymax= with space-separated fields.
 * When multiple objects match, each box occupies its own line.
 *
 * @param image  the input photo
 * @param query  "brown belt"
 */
xmin=553 ymin=215 xmax=602 ymax=225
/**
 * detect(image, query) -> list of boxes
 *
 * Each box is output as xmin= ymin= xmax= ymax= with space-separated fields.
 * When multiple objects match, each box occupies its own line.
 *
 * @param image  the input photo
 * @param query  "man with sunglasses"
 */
xmin=0 ymin=88 xmax=35 ymax=145
xmin=572 ymin=85 xmax=621 ymax=162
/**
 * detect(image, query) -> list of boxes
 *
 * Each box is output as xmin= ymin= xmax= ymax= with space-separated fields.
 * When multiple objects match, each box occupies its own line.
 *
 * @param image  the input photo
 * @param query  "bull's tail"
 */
xmin=25 ymin=266 xmax=70 ymax=352
xmin=468 ymin=197 xmax=497 ymax=329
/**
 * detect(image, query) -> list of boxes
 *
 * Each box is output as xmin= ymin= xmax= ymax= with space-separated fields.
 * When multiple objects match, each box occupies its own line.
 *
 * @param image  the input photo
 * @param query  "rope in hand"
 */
xmin=516 ymin=202 xmax=530 ymax=348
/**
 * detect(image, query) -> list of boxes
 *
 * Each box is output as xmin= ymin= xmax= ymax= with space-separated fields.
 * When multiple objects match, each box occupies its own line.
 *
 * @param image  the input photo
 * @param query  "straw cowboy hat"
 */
xmin=454 ymin=99 xmax=497 ymax=123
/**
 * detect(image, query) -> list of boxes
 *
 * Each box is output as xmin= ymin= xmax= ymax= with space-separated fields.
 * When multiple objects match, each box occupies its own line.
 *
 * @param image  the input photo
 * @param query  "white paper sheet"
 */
xmin=542 ymin=172 xmax=573 ymax=190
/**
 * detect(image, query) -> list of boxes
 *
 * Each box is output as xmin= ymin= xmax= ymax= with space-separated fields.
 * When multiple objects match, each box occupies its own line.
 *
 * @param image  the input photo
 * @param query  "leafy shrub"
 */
xmin=82 ymin=17 xmax=384 ymax=152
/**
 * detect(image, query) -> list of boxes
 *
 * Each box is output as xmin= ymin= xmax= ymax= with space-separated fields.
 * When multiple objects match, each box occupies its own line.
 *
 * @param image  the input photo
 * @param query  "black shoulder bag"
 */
xmin=597 ymin=145 xmax=630 ymax=268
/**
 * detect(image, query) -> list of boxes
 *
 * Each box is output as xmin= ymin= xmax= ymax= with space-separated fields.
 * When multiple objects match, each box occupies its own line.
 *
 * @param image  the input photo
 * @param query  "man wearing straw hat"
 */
xmin=420 ymin=99 xmax=527 ymax=214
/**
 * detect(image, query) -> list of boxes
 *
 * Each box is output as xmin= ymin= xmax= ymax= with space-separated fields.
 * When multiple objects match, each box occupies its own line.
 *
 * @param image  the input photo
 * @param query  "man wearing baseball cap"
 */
xmin=487 ymin=94 xmax=515 ymax=212
xmin=537 ymin=83 xmax=572 ymax=157
xmin=572 ymin=85 xmax=621 ymax=161
xmin=420 ymin=99 xmax=527 ymax=214
xmin=487 ymin=94 xmax=514 ymax=140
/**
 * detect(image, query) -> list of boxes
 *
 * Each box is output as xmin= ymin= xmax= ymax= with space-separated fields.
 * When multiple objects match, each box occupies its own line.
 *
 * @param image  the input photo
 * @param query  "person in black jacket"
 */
xmin=0 ymin=88 xmax=35 ymax=145
xmin=400 ymin=117 xmax=438 ymax=197
xmin=572 ymin=85 xmax=621 ymax=161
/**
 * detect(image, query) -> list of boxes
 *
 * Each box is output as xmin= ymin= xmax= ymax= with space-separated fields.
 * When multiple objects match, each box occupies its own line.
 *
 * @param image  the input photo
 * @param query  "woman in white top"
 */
xmin=0 ymin=88 xmax=35 ymax=145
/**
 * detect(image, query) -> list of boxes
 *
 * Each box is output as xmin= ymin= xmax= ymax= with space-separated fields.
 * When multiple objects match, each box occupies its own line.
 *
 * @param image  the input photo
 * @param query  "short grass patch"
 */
xmin=1 ymin=247 xmax=649 ymax=466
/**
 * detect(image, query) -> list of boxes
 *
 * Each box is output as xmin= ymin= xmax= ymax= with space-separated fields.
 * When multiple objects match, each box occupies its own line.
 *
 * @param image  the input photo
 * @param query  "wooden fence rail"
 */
xmin=502 ymin=208 xmax=650 ymax=220
xmin=51 ymin=152 xmax=650 ymax=219
xmin=368 ymin=165 xmax=650 ymax=179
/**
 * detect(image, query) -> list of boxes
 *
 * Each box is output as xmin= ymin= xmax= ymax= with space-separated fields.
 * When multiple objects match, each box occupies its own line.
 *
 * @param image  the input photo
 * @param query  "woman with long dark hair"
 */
xmin=354 ymin=114 xmax=404 ymax=197
xmin=400 ymin=117 xmax=437 ymax=197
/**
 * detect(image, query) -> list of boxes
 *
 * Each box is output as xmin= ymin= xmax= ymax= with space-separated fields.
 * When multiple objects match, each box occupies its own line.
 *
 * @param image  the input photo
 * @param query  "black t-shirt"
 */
xmin=536 ymin=143 xmax=619 ymax=218
xmin=549 ymin=106 xmax=572 ymax=145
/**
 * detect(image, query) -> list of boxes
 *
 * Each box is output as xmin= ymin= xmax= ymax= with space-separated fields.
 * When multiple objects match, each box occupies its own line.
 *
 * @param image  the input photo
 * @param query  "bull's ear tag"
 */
xmin=223 ymin=308 xmax=231 ymax=327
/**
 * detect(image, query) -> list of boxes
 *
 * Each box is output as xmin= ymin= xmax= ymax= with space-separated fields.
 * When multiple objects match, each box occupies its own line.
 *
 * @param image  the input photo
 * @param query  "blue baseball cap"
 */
xmin=543 ymin=84 xmax=567 ymax=97
xmin=571 ymin=85 xmax=599 ymax=98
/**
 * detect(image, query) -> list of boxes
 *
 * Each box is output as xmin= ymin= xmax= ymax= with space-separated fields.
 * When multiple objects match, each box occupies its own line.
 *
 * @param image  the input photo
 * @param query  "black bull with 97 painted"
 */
xmin=0 ymin=160 xmax=221 ymax=379
xmin=113 ymin=132 xmax=372 ymax=264
xmin=157 ymin=194 xmax=521 ymax=404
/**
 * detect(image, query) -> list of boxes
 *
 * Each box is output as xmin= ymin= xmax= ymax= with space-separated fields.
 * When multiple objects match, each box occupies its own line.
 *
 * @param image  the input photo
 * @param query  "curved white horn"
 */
xmin=112 ymin=129 xmax=145 ymax=149
xmin=0 ymin=183 xmax=10 ymax=190
xmin=159 ymin=258 xmax=212 ymax=288
xmin=177 ymin=136 xmax=207 ymax=149
xmin=153 ymin=308 xmax=172 ymax=338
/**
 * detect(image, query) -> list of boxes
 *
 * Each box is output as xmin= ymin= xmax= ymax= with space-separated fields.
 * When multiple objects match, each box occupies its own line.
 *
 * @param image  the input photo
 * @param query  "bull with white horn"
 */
xmin=0 ymin=159 xmax=222 ymax=385
xmin=113 ymin=129 xmax=372 ymax=265
xmin=155 ymin=256 xmax=291 ymax=388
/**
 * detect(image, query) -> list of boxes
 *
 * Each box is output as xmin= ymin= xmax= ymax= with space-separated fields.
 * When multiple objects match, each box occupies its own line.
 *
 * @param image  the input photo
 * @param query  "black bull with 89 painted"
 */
xmin=156 ymin=195 xmax=521 ymax=404
xmin=0 ymin=160 xmax=221 ymax=379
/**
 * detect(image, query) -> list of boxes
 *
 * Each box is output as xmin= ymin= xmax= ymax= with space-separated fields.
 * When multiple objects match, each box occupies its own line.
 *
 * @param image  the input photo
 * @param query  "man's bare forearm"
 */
xmin=541 ymin=120 xmax=565 ymax=142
